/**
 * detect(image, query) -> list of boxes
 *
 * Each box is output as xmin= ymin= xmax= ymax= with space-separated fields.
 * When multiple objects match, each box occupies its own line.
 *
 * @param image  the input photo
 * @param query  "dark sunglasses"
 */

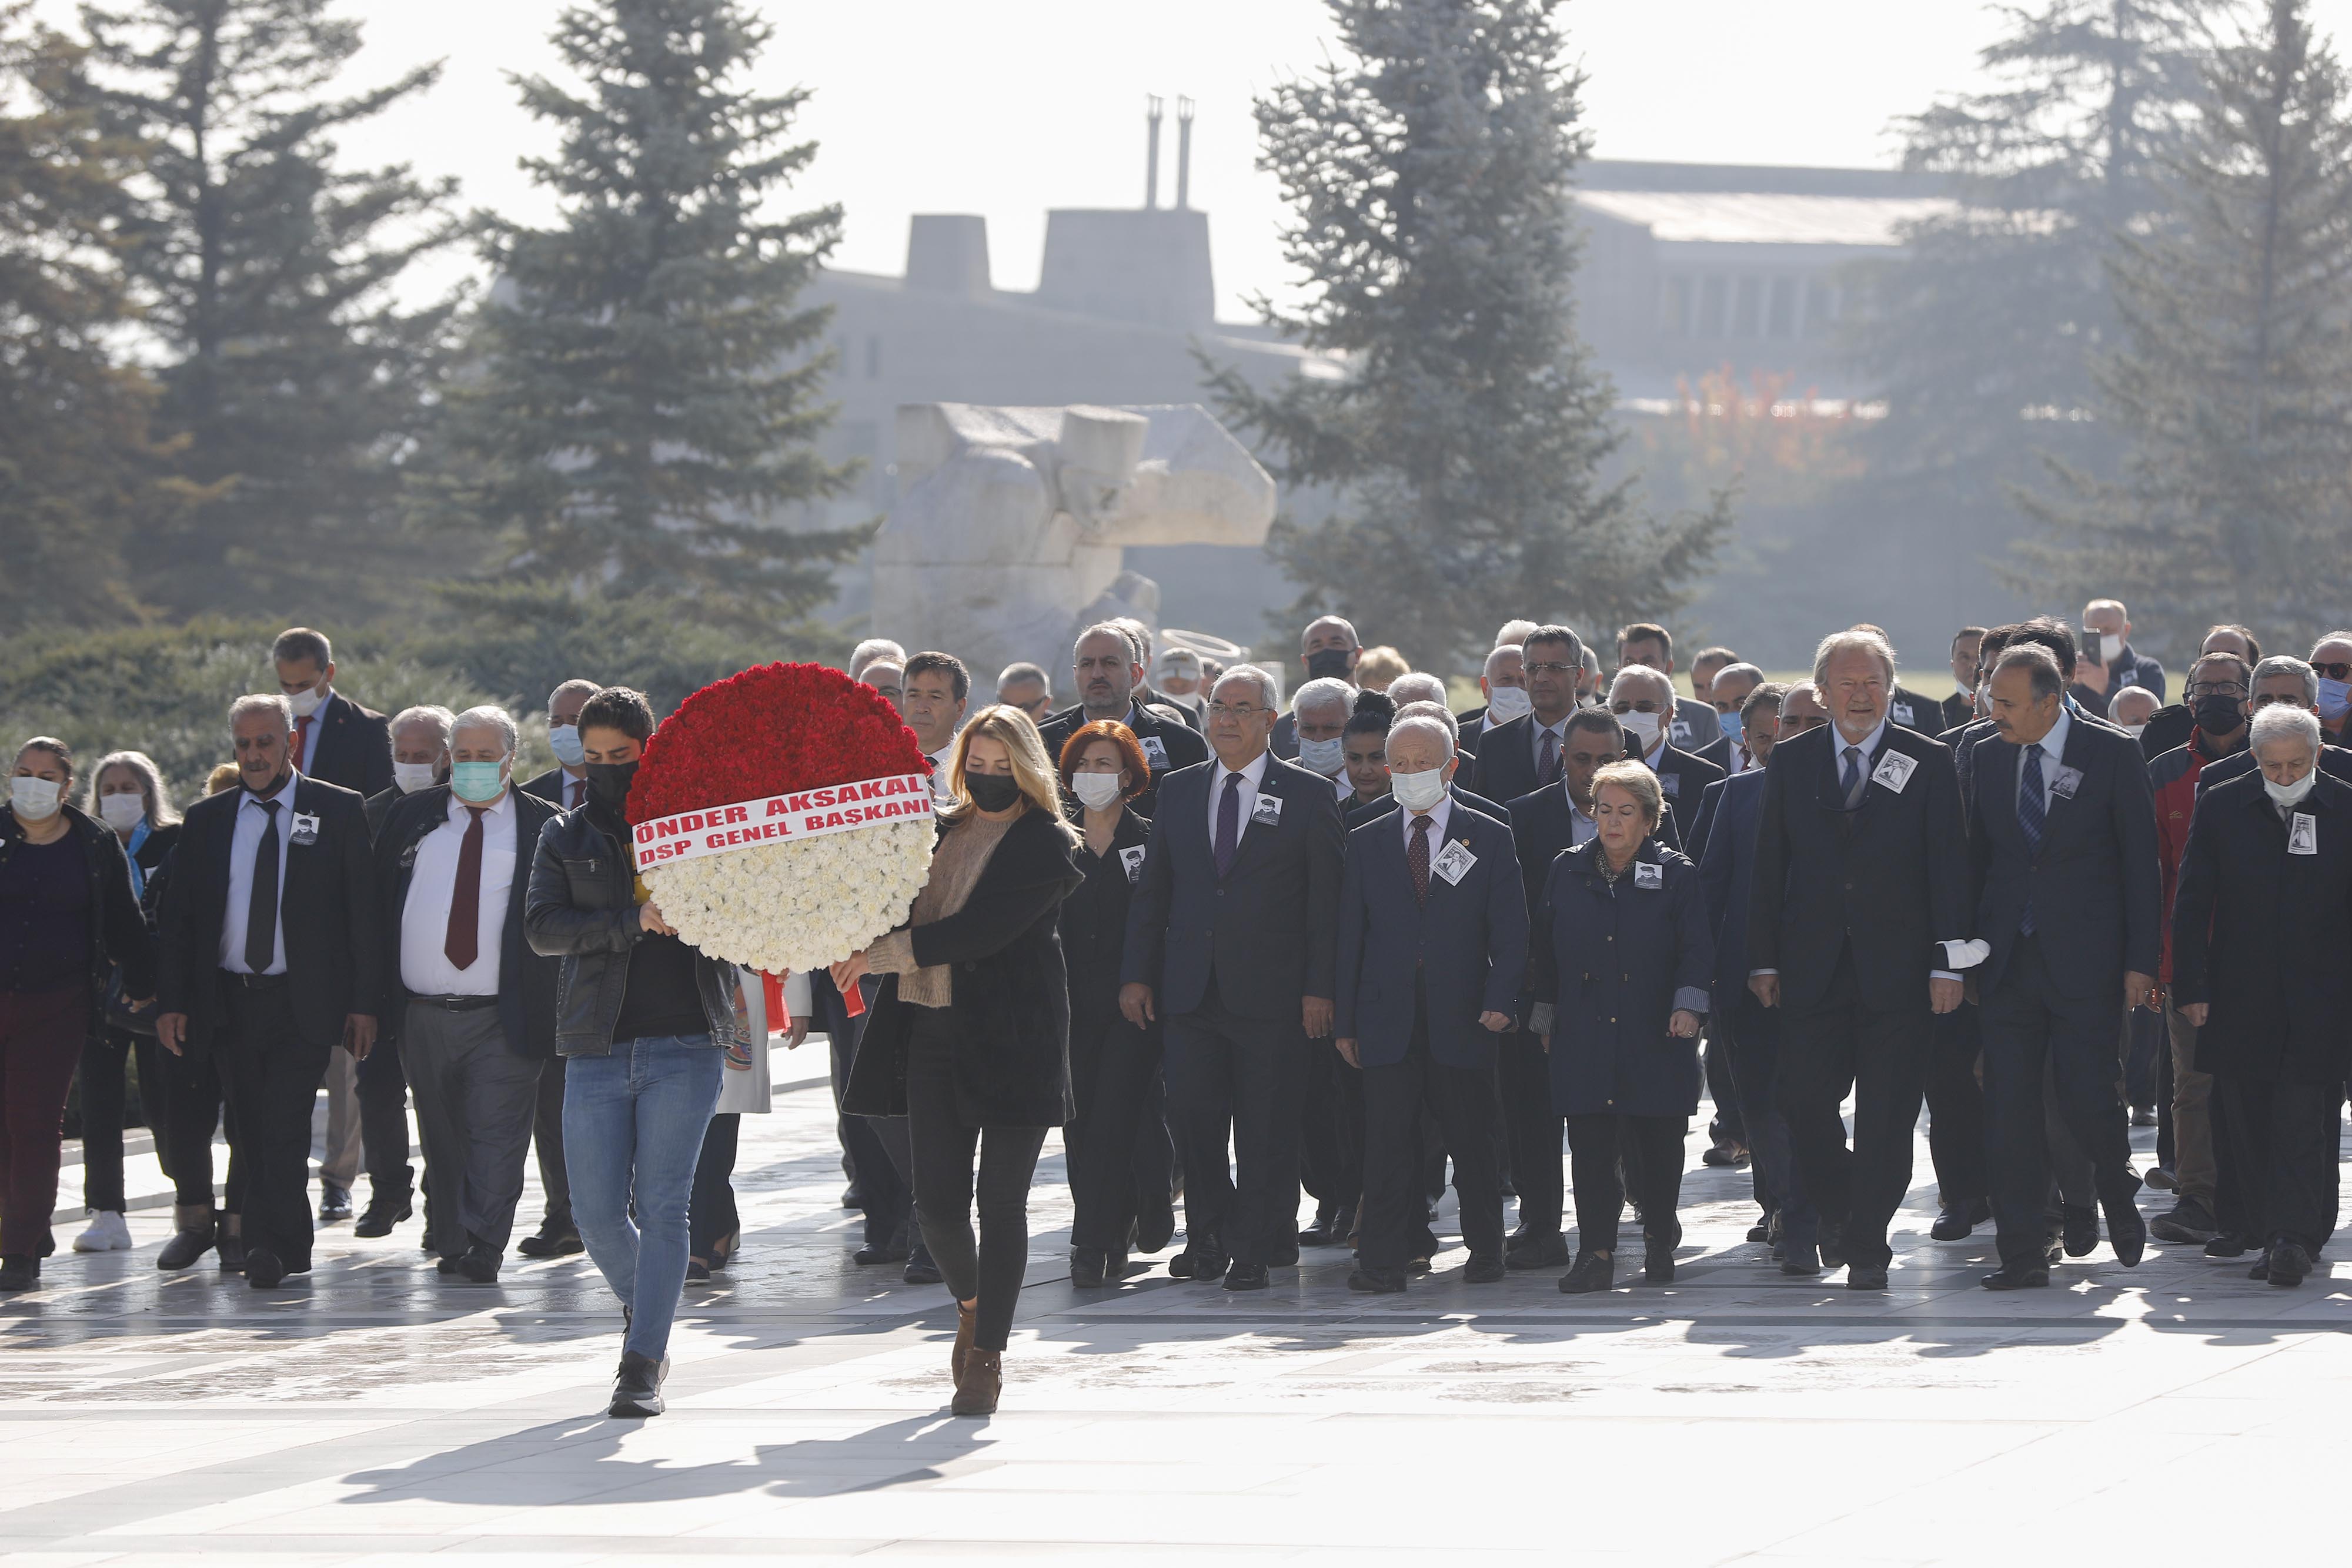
xmin=2311 ymin=661 xmax=2352 ymax=681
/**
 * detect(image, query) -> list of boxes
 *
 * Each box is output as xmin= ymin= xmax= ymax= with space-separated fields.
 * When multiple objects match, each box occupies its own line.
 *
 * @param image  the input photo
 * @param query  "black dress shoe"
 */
xmin=1780 ymin=1243 xmax=1822 ymax=1276
xmin=245 ymin=1248 xmax=286 ymax=1289
xmin=1070 ymin=1248 xmax=1108 ymax=1288
xmin=1463 ymin=1253 xmax=1506 ymax=1284
xmin=2267 ymin=1241 xmax=2313 ymax=1286
xmin=2204 ymin=1233 xmax=2254 ymax=1258
xmin=1134 ymin=1195 xmax=1177 ymax=1255
xmin=1298 ymin=1209 xmax=1342 ymax=1247
xmin=903 ymin=1242 xmax=943 ymax=1286
xmin=353 ymin=1192 xmax=412 ymax=1239
xmin=1747 ymin=1213 xmax=1775 ymax=1243
xmin=1982 ymin=1265 xmax=2050 ymax=1290
xmin=1558 ymin=1252 xmax=1612 ymax=1294
xmin=2105 ymin=1202 xmax=2147 ymax=1268
xmin=460 ymin=1243 xmax=500 ymax=1284
xmin=1931 ymin=1199 xmax=1985 ymax=1241
xmin=1644 ymin=1239 xmax=1676 ymax=1284
xmin=0 ymin=1256 xmax=38 ymax=1292
xmin=2248 ymin=1258 xmax=2271 ymax=1281
xmin=1265 ymin=1242 xmax=1301 ymax=1267
xmin=2060 ymin=1204 xmax=2100 ymax=1258
xmin=1818 ymin=1226 xmax=1845 ymax=1270
xmin=1506 ymin=1233 xmax=1570 ymax=1270
xmin=1223 ymin=1262 xmax=1269 ymax=1291
xmin=318 ymin=1184 xmax=352 ymax=1223
xmin=854 ymin=1234 xmax=910 ymax=1265
xmin=517 ymin=1225 xmax=582 ymax=1258
xmin=1845 ymin=1263 xmax=1889 ymax=1290
xmin=436 ymin=1255 xmax=462 ymax=1276
xmin=1348 ymin=1267 xmax=1407 ymax=1293
xmin=1169 ymin=1242 xmax=1228 ymax=1282
xmin=609 ymin=1350 xmax=667 ymax=1417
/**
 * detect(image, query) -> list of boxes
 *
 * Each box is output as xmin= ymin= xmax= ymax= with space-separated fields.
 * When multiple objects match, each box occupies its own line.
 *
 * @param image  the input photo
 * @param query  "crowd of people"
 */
xmin=2 ymin=603 xmax=2346 ymax=1422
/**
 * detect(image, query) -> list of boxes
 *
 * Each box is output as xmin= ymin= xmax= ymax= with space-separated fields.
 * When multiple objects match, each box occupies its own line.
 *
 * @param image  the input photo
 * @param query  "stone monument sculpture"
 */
xmin=870 ymin=403 xmax=1277 ymax=682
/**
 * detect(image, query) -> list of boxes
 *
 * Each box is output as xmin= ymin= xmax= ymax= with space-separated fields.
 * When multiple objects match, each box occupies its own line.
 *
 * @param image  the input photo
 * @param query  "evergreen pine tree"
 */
xmin=1204 ymin=0 xmax=1725 ymax=666
xmin=77 ymin=0 xmax=462 ymax=620
xmin=1847 ymin=1 xmax=2226 ymax=618
xmin=0 ymin=4 xmax=165 ymax=625
xmin=437 ymin=0 xmax=860 ymax=634
xmin=2019 ymin=0 xmax=2352 ymax=646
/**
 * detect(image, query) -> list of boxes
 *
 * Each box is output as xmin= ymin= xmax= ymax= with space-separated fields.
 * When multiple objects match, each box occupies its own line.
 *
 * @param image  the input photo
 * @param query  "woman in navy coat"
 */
xmin=1528 ymin=761 xmax=1714 ymax=1293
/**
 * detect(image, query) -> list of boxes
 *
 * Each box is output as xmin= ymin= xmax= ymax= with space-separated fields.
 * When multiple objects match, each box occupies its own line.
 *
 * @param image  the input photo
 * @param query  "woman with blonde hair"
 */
xmin=840 ymin=705 xmax=1083 ymax=1416
xmin=1354 ymin=646 xmax=1410 ymax=693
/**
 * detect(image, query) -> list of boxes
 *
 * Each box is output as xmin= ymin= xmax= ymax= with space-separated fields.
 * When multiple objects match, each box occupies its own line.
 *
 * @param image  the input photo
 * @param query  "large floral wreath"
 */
xmin=625 ymin=662 xmax=936 ymax=975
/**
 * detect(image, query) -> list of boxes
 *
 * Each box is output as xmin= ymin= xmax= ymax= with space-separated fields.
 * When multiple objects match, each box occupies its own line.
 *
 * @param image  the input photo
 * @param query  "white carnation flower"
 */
xmin=641 ymin=817 xmax=937 ymax=975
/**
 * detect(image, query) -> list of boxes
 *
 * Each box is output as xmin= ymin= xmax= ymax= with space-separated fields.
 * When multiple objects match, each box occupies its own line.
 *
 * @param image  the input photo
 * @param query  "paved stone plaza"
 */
xmin=5 ymin=1051 xmax=2347 ymax=1567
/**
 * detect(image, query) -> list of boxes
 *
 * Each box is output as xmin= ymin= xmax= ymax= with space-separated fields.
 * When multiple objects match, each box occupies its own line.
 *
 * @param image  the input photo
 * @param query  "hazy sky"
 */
xmin=42 ymin=0 xmax=2352 ymax=317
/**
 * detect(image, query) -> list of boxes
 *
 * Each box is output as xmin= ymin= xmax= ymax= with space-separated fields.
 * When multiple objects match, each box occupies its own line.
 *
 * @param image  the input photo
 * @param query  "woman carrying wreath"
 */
xmin=839 ymin=705 xmax=1084 ymax=1417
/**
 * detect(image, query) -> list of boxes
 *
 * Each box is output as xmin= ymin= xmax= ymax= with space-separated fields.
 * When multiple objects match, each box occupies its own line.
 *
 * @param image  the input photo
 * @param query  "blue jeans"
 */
xmin=564 ymin=1034 xmax=723 ymax=1360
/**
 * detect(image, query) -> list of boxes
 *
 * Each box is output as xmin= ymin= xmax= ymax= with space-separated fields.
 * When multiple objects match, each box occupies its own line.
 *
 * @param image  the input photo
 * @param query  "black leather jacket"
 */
xmin=523 ymin=804 xmax=742 ymax=1058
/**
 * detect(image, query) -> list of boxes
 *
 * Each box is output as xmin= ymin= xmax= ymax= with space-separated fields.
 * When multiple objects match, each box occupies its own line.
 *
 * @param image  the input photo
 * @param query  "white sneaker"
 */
xmin=72 ymin=1211 xmax=133 ymax=1252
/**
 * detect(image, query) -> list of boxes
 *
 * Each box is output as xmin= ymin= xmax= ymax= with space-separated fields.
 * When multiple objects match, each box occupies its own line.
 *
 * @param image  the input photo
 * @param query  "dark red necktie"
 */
xmin=1538 ymin=728 xmax=1561 ymax=788
xmin=293 ymin=714 xmax=313 ymax=773
xmin=444 ymin=805 xmax=486 ymax=970
xmin=569 ymin=776 xmax=586 ymax=810
xmin=1409 ymin=814 xmax=1432 ymax=905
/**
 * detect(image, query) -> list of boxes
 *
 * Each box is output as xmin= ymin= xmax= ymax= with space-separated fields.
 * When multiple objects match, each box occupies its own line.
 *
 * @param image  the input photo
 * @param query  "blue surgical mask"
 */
xmin=450 ymin=760 xmax=506 ymax=804
xmin=1298 ymin=735 xmax=1345 ymax=775
xmin=1720 ymin=709 xmax=1745 ymax=745
xmin=2319 ymin=678 xmax=2351 ymax=723
xmin=549 ymin=723 xmax=586 ymax=768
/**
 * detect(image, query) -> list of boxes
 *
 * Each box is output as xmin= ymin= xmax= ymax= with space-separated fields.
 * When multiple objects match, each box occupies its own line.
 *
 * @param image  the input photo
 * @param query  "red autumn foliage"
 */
xmin=627 ymin=662 xmax=928 ymax=825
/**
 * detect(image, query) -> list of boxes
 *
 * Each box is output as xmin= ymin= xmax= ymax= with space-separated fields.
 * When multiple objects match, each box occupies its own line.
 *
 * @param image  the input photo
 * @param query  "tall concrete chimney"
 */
xmin=1175 ymin=96 xmax=1195 ymax=210
xmin=1144 ymin=96 xmax=1163 ymax=209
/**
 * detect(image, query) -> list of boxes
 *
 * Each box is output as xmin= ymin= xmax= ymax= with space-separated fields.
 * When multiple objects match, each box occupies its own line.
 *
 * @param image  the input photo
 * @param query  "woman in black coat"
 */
xmin=1528 ymin=761 xmax=1713 ymax=1294
xmin=841 ymin=706 xmax=1083 ymax=1416
xmin=1054 ymin=719 xmax=1175 ymax=1286
xmin=2170 ymin=709 xmax=2352 ymax=1285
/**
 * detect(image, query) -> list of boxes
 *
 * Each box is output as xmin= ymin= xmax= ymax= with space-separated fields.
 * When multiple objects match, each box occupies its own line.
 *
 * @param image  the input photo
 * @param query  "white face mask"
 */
xmin=2265 ymin=770 xmax=2318 ymax=808
xmin=1071 ymin=771 xmax=1124 ymax=811
xmin=1298 ymin=735 xmax=1346 ymax=775
xmin=1392 ymin=765 xmax=1449 ymax=813
xmin=286 ymin=685 xmax=325 ymax=720
xmin=1484 ymin=685 xmax=1533 ymax=723
xmin=98 ymin=793 xmax=147 ymax=832
xmin=2094 ymin=631 xmax=2124 ymax=666
xmin=1617 ymin=710 xmax=1661 ymax=747
xmin=10 ymin=775 xmax=62 ymax=821
xmin=393 ymin=761 xmax=439 ymax=794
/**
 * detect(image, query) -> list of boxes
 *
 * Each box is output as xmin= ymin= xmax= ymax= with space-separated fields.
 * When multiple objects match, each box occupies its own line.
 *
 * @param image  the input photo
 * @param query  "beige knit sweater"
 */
xmin=865 ymin=814 xmax=1014 ymax=1007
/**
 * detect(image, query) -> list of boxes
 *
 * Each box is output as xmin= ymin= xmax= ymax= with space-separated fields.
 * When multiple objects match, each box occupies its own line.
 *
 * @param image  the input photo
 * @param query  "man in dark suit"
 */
xmin=1121 ymin=665 xmax=1345 ymax=1289
xmin=1696 ymin=682 xmax=1821 ymax=1270
xmin=1333 ymin=715 xmax=1528 ymax=1292
xmin=376 ymin=707 xmax=561 ymax=1284
xmin=1476 ymin=624 xmax=1585 ymax=810
xmin=1616 ymin=621 xmax=1721 ymax=753
xmin=1269 ymin=615 xmax=1362 ymax=761
xmin=1943 ymin=627 xmax=1987 ymax=734
xmin=1967 ymin=644 xmax=2160 ymax=1288
xmin=514 ymin=677 xmax=599 ymax=1256
xmin=368 ymin=706 xmax=453 ymax=838
xmin=1606 ymin=665 xmax=1726 ymax=857
xmin=1040 ymin=623 xmax=1210 ymax=818
xmin=1457 ymin=640 xmax=1534 ymax=760
xmin=520 ymin=678 xmax=600 ymax=814
xmin=155 ymin=693 xmax=382 ymax=1289
xmin=1746 ymin=630 xmax=1972 ymax=1290
xmin=2170 ymin=707 xmax=2352 ymax=1284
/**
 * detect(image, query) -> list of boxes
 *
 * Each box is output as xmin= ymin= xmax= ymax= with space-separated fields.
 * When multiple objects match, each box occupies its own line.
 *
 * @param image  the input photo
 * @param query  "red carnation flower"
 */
xmin=627 ymin=662 xmax=929 ymax=824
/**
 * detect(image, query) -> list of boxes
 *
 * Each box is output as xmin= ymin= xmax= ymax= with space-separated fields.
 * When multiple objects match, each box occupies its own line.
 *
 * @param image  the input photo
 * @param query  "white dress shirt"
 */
xmin=927 ymin=747 xmax=955 ymax=803
xmin=399 ymin=788 xmax=518 ymax=995
xmin=1207 ymin=750 xmax=1272 ymax=850
xmin=2017 ymin=706 xmax=2072 ymax=816
xmin=220 ymin=774 xmax=299 ymax=975
xmin=1568 ymin=797 xmax=1599 ymax=848
xmin=1531 ymin=714 xmax=1572 ymax=774
xmin=1829 ymin=714 xmax=1890 ymax=789
xmin=1398 ymin=793 xmax=1453 ymax=851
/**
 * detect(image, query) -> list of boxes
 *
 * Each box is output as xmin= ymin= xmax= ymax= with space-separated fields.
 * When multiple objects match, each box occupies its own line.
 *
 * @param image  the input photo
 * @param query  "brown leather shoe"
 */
xmin=952 ymin=1349 xmax=1001 ymax=1416
xmin=952 ymin=1299 xmax=977 ymax=1388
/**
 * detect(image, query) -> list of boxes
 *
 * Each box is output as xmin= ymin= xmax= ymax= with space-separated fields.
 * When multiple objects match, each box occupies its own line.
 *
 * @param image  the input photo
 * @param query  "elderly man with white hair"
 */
xmin=375 ymin=705 xmax=564 ymax=1285
xmin=1608 ymin=664 xmax=1726 ymax=844
xmin=1288 ymin=677 xmax=1358 ymax=794
xmin=2171 ymin=703 xmax=2351 ymax=1285
xmin=1332 ymin=713 xmax=1528 ymax=1293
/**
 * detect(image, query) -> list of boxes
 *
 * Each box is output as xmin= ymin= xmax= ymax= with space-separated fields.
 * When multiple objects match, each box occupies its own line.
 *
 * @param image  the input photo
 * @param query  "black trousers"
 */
xmin=823 ymin=973 xmax=911 ymax=1246
xmin=159 ymin=1035 xmax=243 ymax=1214
xmin=78 ymin=1026 xmax=170 ymax=1213
xmin=1979 ymin=936 xmax=2137 ymax=1268
xmin=1161 ymin=978 xmax=1309 ymax=1267
xmin=1299 ymin=1032 xmax=1364 ymax=1219
xmin=1064 ymin=1008 xmax=1171 ymax=1253
xmin=215 ymin=981 xmax=332 ymax=1269
xmin=1776 ymin=944 xmax=1931 ymax=1272
xmin=690 ymin=1111 xmax=740 ymax=1262
xmin=1925 ymin=1002 xmax=1989 ymax=1204
xmin=1566 ymin=1112 xmax=1685 ymax=1256
xmin=903 ymin=1009 xmax=1046 ymax=1353
xmin=1357 ymin=1002 xmax=1504 ymax=1273
xmin=1725 ymin=991 xmax=1815 ymax=1246
xmin=355 ymin=1032 xmax=412 ymax=1196
xmin=1703 ymin=1032 xmax=1746 ymax=1148
xmin=2214 ymin=1075 xmax=2342 ymax=1252
xmin=1497 ymin=1029 xmax=1563 ymax=1238
xmin=530 ymin=1056 xmax=572 ymax=1232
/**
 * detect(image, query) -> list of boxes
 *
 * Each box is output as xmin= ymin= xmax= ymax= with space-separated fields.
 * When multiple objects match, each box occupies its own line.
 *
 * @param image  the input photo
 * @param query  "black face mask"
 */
xmin=1304 ymin=648 xmax=1355 ymax=682
xmin=2193 ymin=696 xmax=2244 ymax=738
xmin=586 ymin=760 xmax=639 ymax=814
xmin=965 ymin=773 xmax=1023 ymax=814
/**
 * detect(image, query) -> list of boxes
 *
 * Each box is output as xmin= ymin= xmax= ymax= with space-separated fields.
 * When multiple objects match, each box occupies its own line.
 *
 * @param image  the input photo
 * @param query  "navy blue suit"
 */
xmin=1334 ymin=805 xmax=1526 ymax=1278
xmin=1121 ymin=753 xmax=1345 ymax=1268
